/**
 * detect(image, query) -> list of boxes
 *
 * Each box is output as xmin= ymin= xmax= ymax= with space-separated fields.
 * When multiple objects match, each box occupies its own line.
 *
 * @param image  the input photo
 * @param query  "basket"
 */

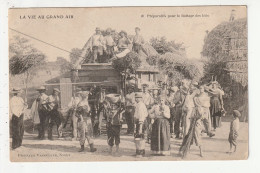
xmin=106 ymin=94 xmax=121 ymax=103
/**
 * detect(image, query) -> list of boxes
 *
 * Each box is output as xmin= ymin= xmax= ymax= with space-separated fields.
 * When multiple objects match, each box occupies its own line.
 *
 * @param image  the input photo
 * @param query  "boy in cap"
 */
xmin=134 ymin=92 xmax=148 ymax=157
xmin=10 ymin=88 xmax=28 ymax=149
xmin=227 ymin=110 xmax=241 ymax=154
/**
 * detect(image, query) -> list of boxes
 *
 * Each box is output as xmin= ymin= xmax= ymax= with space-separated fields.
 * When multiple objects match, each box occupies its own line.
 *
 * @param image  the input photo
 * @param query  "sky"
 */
xmin=9 ymin=6 xmax=247 ymax=62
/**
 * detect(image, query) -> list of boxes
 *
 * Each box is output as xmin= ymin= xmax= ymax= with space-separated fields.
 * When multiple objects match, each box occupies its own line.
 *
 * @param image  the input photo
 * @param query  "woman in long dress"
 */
xmin=209 ymin=81 xmax=224 ymax=130
xmin=150 ymin=96 xmax=171 ymax=155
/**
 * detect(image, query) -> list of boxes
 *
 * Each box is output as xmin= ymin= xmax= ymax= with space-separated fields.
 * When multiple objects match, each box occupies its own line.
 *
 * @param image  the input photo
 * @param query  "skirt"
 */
xmin=151 ymin=118 xmax=171 ymax=152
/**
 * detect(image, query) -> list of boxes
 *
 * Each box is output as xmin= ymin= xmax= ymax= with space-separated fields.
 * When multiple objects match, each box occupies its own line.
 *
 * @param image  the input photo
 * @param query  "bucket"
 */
xmin=134 ymin=138 xmax=145 ymax=150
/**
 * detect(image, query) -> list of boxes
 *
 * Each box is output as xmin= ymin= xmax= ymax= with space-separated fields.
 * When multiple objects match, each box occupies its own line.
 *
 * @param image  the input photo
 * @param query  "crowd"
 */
xmin=80 ymin=27 xmax=145 ymax=63
xmin=9 ymin=79 xmax=242 ymax=158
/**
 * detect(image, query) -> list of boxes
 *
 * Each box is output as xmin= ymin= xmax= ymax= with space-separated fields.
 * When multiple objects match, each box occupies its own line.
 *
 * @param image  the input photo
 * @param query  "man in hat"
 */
xmin=142 ymin=84 xmax=154 ymax=143
xmin=96 ymin=86 xmax=106 ymax=134
xmin=182 ymin=81 xmax=200 ymax=138
xmin=132 ymin=27 xmax=145 ymax=54
xmin=77 ymin=91 xmax=97 ymax=152
xmin=36 ymin=86 xmax=49 ymax=140
xmin=166 ymin=86 xmax=179 ymax=137
xmin=66 ymin=88 xmax=82 ymax=140
xmin=134 ymin=92 xmax=148 ymax=157
xmin=125 ymin=86 xmax=136 ymax=135
xmin=104 ymin=28 xmax=116 ymax=61
xmin=10 ymin=88 xmax=28 ymax=149
xmin=117 ymin=30 xmax=131 ymax=52
xmin=47 ymin=88 xmax=63 ymax=140
xmin=89 ymin=27 xmax=105 ymax=63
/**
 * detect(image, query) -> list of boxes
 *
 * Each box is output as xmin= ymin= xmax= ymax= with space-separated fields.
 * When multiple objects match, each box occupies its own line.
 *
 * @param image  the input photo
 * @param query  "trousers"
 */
xmin=12 ymin=114 xmax=24 ymax=149
xmin=107 ymin=124 xmax=121 ymax=146
xmin=38 ymin=109 xmax=48 ymax=138
xmin=78 ymin=117 xmax=94 ymax=146
xmin=48 ymin=109 xmax=63 ymax=139
xmin=125 ymin=106 xmax=135 ymax=134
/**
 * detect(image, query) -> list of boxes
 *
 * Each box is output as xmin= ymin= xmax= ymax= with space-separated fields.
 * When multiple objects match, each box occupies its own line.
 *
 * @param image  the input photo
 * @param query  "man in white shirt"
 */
xmin=132 ymin=27 xmax=145 ymax=54
xmin=89 ymin=27 xmax=105 ymax=63
xmin=134 ymin=92 xmax=148 ymax=157
xmin=10 ymin=88 xmax=27 ymax=149
xmin=66 ymin=88 xmax=82 ymax=140
xmin=36 ymin=86 xmax=49 ymax=140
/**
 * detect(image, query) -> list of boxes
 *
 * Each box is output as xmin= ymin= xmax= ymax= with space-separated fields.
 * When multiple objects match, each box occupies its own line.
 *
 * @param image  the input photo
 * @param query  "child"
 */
xmin=228 ymin=110 xmax=241 ymax=154
xmin=106 ymin=96 xmax=124 ymax=155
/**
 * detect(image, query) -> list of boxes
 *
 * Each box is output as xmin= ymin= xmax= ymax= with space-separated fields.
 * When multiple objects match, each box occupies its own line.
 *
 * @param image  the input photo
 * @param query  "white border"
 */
xmin=1 ymin=0 xmax=260 ymax=173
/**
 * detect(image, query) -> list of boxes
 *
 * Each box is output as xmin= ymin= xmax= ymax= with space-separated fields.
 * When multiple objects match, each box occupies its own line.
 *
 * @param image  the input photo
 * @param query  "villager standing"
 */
xmin=134 ymin=92 xmax=148 ymax=157
xmin=132 ymin=27 xmax=145 ymax=54
xmin=89 ymin=27 xmax=105 ymax=63
xmin=36 ymin=86 xmax=49 ymax=140
xmin=88 ymin=85 xmax=99 ymax=136
xmin=117 ymin=30 xmax=131 ymax=52
xmin=227 ymin=110 xmax=241 ymax=154
xmin=104 ymin=28 xmax=116 ymax=61
xmin=10 ymin=88 xmax=28 ymax=149
xmin=47 ymin=88 xmax=63 ymax=140
xmin=97 ymin=87 xmax=106 ymax=134
xmin=106 ymin=95 xmax=125 ymax=154
xmin=66 ymin=88 xmax=82 ymax=140
xmin=150 ymin=96 xmax=171 ymax=156
xmin=166 ymin=86 xmax=178 ymax=138
xmin=209 ymin=81 xmax=224 ymax=130
xmin=125 ymin=87 xmax=136 ymax=135
xmin=194 ymin=85 xmax=215 ymax=137
xmin=77 ymin=91 xmax=97 ymax=152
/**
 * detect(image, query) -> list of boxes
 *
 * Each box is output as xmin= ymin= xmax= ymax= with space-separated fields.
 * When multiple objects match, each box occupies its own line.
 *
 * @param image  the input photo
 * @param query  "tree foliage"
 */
xmin=112 ymin=51 xmax=141 ymax=74
xmin=9 ymin=36 xmax=46 ymax=75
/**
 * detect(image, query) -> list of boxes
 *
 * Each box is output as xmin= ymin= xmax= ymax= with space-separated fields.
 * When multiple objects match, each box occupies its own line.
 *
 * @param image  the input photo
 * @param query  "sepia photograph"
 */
xmin=8 ymin=6 xmax=248 ymax=162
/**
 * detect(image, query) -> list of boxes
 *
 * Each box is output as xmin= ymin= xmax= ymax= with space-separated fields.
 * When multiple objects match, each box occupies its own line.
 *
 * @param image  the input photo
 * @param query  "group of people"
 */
xmin=81 ymin=27 xmax=145 ymax=63
xmin=10 ymin=79 xmax=241 ymax=157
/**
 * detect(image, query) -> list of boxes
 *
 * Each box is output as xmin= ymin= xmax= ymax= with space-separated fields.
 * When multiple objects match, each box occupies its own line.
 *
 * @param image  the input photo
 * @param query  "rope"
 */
xmin=9 ymin=28 xmax=85 ymax=59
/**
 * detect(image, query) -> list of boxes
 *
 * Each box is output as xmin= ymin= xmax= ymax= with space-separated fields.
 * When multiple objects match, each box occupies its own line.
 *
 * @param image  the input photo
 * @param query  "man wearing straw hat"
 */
xmin=36 ymin=86 xmax=49 ymax=140
xmin=10 ymin=88 xmax=28 ymax=149
xmin=47 ymin=88 xmax=63 ymax=140
xmin=125 ymin=86 xmax=136 ymax=135
xmin=89 ymin=27 xmax=105 ymax=63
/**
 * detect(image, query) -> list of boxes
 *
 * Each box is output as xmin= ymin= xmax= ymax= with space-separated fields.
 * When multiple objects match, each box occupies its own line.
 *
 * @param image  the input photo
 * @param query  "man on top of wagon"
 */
xmin=132 ymin=27 xmax=145 ymax=54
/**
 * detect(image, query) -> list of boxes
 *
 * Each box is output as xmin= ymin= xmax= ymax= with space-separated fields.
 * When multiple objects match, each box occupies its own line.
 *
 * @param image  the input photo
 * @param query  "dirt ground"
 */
xmin=10 ymin=121 xmax=248 ymax=162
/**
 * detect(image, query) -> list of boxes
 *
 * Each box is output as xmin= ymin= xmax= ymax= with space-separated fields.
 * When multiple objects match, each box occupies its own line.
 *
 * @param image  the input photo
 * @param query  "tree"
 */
xmin=56 ymin=56 xmax=72 ymax=74
xmin=9 ymin=36 xmax=46 ymax=100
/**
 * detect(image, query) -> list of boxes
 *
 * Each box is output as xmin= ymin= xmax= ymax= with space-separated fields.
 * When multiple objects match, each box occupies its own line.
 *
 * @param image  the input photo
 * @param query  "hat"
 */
xmin=37 ymin=86 xmax=46 ymax=91
xmin=11 ymin=87 xmax=22 ymax=93
xmin=135 ymin=92 xmax=143 ymax=98
xmin=119 ymin=30 xmax=127 ymax=37
xmin=142 ymin=84 xmax=149 ymax=88
xmin=81 ymin=91 xmax=89 ymax=97
xmin=95 ymin=27 xmax=101 ymax=31
xmin=106 ymin=28 xmax=112 ymax=33
xmin=192 ymin=81 xmax=199 ymax=86
xmin=233 ymin=110 xmax=241 ymax=117
xmin=53 ymin=88 xmax=60 ymax=93
xmin=169 ymin=86 xmax=178 ymax=92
